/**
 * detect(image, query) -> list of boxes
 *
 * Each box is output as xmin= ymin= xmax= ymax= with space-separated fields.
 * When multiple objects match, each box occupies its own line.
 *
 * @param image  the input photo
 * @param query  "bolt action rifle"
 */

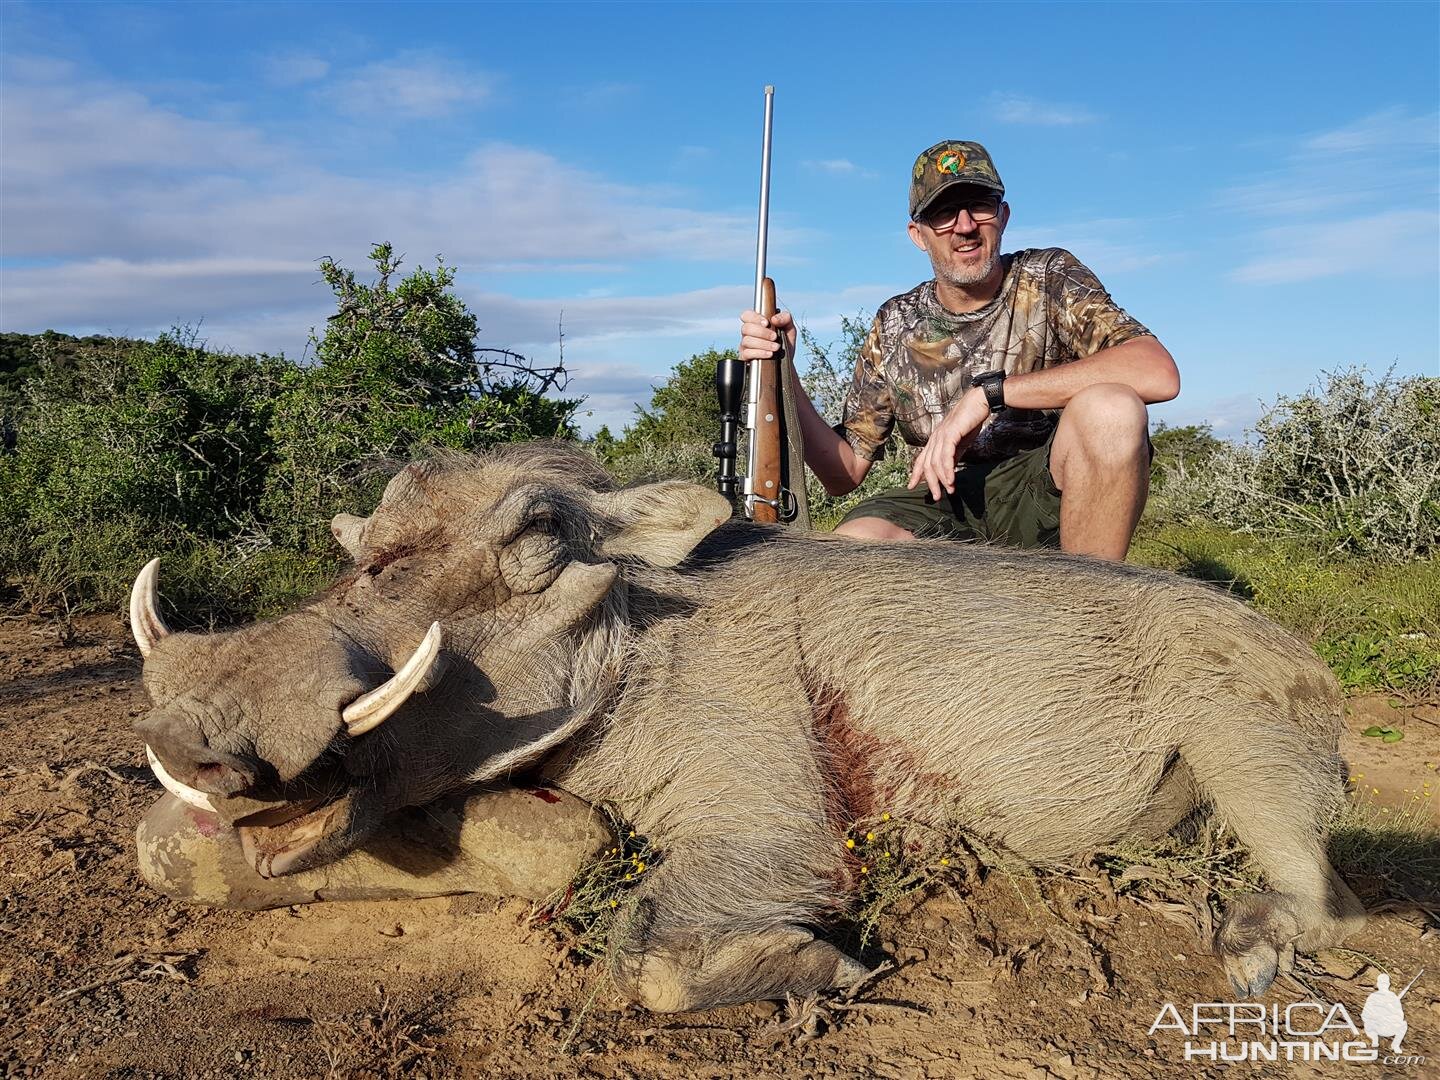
xmin=714 ymin=86 xmax=809 ymax=528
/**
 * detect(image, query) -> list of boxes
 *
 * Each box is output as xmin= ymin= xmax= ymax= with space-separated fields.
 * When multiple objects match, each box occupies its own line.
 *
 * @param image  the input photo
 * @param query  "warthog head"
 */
xmin=132 ymin=443 xmax=730 ymax=877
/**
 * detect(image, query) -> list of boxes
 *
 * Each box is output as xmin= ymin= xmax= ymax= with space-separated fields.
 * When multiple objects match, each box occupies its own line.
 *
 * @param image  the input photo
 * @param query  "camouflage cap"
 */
xmin=909 ymin=140 xmax=1005 ymax=219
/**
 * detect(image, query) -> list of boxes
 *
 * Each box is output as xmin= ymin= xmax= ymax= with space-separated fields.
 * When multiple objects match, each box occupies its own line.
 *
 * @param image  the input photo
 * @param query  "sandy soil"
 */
xmin=1 ymin=614 xmax=1436 ymax=1079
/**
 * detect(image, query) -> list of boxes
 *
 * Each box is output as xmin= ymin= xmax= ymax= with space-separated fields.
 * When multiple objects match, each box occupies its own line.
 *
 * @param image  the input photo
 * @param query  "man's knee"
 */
xmin=833 ymin=516 xmax=916 ymax=541
xmin=1053 ymin=384 xmax=1150 ymax=478
xmin=1063 ymin=383 xmax=1149 ymax=439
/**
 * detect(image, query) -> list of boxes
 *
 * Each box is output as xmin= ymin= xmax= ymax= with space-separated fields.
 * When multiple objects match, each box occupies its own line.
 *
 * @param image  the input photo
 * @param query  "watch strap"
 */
xmin=974 ymin=370 xmax=1006 ymax=413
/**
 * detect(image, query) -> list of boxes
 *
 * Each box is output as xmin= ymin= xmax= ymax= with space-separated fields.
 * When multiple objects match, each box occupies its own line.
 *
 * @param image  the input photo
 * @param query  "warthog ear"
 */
xmin=330 ymin=513 xmax=369 ymax=559
xmin=594 ymin=483 xmax=733 ymax=567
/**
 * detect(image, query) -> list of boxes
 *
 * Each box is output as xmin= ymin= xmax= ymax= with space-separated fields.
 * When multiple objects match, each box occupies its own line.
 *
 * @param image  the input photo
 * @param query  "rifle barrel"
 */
xmin=753 ymin=85 xmax=775 ymax=313
xmin=1398 ymin=968 xmax=1424 ymax=998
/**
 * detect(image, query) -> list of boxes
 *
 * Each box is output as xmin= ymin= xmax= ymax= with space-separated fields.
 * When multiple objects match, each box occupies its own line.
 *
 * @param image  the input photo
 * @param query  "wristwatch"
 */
xmin=972 ymin=370 xmax=1006 ymax=414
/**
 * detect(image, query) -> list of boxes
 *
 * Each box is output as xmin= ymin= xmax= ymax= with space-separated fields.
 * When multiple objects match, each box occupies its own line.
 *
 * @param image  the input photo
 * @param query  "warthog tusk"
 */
xmin=129 ymin=558 xmax=171 ymax=658
xmin=145 ymin=744 xmax=217 ymax=812
xmin=342 ymin=622 xmax=444 ymax=737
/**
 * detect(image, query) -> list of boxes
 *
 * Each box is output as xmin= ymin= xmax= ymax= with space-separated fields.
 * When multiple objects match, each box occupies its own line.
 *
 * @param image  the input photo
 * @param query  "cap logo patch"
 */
xmin=936 ymin=149 xmax=965 ymax=175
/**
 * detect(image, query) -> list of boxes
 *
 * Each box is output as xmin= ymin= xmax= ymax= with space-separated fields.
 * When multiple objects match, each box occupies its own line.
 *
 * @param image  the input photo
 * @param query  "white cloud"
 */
xmin=1219 ymin=109 xmax=1438 ymax=284
xmin=806 ymin=158 xmax=865 ymax=175
xmin=261 ymin=50 xmax=330 ymax=87
xmin=1229 ymin=209 xmax=1439 ymax=285
xmin=0 ymin=67 xmax=284 ymax=189
xmin=0 ymin=55 xmax=842 ymax=436
xmin=569 ymin=81 xmax=638 ymax=110
xmin=1223 ymin=108 xmax=1439 ymax=219
xmin=325 ymin=51 xmax=493 ymax=118
xmin=988 ymin=92 xmax=1099 ymax=126
xmin=1303 ymin=106 xmax=1439 ymax=155
xmin=0 ymin=58 xmax=775 ymax=269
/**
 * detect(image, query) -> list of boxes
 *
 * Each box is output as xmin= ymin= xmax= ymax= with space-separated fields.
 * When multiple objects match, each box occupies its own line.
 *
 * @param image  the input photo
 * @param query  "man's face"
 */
xmin=907 ymin=186 xmax=1009 ymax=289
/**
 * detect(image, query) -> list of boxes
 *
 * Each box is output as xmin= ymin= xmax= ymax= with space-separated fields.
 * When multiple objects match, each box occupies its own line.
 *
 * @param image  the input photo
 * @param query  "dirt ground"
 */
xmin=2 ymin=614 xmax=1437 ymax=1080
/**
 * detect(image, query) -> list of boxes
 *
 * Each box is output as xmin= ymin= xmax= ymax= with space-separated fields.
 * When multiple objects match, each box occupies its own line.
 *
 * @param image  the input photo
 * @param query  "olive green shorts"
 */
xmin=837 ymin=430 xmax=1063 ymax=548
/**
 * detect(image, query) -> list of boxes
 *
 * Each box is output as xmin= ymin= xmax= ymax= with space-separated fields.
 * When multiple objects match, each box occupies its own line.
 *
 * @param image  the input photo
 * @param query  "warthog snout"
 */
xmin=134 ymin=709 xmax=257 ymax=799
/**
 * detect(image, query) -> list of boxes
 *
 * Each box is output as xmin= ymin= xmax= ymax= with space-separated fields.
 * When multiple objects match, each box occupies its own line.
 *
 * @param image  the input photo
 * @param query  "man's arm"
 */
xmin=907 ymin=335 xmax=1178 ymax=500
xmin=1001 ymin=335 xmax=1179 ymax=409
xmin=739 ymin=308 xmax=874 ymax=496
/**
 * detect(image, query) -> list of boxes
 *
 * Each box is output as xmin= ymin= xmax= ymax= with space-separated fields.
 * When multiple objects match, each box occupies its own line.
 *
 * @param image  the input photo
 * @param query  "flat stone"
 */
xmin=135 ymin=785 xmax=613 ymax=910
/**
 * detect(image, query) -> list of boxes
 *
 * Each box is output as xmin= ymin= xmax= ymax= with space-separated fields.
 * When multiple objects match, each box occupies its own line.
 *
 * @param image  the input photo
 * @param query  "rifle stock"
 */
xmin=748 ymin=277 xmax=785 ymax=523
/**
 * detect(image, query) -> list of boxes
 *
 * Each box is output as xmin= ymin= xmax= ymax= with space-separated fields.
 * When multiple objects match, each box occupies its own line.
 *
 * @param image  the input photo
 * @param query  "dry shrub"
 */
xmin=1157 ymin=369 xmax=1439 ymax=560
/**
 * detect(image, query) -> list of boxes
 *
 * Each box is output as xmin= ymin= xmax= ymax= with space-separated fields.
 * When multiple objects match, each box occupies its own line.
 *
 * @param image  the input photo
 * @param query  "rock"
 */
xmin=135 ymin=785 xmax=613 ymax=910
xmin=1312 ymin=949 xmax=1366 ymax=980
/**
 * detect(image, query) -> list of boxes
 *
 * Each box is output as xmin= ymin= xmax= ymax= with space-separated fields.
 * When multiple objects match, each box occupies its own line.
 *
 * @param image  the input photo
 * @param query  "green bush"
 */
xmin=261 ymin=244 xmax=577 ymax=553
xmin=595 ymin=349 xmax=728 ymax=488
xmin=0 ymin=245 xmax=580 ymax=621
xmin=1148 ymin=422 xmax=1223 ymax=491
xmin=1154 ymin=369 xmax=1440 ymax=560
xmin=0 ymin=331 xmax=294 ymax=615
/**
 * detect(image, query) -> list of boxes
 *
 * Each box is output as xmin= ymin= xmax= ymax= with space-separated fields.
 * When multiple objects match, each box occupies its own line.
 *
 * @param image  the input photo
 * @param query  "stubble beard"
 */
xmin=932 ymin=240 xmax=1000 ymax=288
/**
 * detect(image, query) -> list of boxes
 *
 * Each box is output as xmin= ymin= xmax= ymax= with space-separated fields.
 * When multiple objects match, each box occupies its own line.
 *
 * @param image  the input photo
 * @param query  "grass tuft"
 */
xmin=529 ymin=803 xmax=657 ymax=961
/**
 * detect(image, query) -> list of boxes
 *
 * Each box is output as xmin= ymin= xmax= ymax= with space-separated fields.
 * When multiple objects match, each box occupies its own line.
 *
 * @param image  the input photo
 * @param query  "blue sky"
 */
xmin=2 ymin=0 xmax=1436 ymax=437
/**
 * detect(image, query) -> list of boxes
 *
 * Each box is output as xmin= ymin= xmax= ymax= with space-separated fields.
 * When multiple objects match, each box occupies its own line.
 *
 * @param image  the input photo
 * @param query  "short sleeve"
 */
xmin=1046 ymin=250 xmax=1152 ymax=357
xmin=835 ymin=315 xmax=895 ymax=462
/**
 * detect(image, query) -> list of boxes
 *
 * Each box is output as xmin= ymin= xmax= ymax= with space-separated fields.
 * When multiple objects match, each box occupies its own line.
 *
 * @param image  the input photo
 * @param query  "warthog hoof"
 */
xmin=1215 ymin=893 xmax=1303 ymax=998
xmin=614 ymin=924 xmax=870 ymax=1013
xmin=136 ymin=785 xmax=612 ymax=910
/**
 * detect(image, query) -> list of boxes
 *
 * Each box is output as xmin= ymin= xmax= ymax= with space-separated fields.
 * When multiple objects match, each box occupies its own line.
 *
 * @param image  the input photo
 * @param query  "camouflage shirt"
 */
xmin=838 ymin=248 xmax=1152 ymax=463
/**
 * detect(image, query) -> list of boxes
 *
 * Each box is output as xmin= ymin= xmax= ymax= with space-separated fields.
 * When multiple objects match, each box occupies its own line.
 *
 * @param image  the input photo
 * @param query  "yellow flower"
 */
xmin=940 ymin=858 xmax=950 ymax=867
xmin=624 ymin=873 xmax=633 ymax=880
xmin=1372 ymin=787 xmax=1380 ymax=795
xmin=845 ymin=838 xmax=855 ymax=849
xmin=628 ymin=830 xmax=636 ymax=837
xmin=636 ymin=862 xmax=646 ymax=873
xmin=866 ymin=832 xmax=875 ymax=842
xmin=882 ymin=852 xmax=891 ymax=860
xmin=860 ymin=865 xmax=870 ymax=874
xmin=881 ymin=812 xmax=891 ymax=822
xmin=609 ymin=899 xmax=618 ymax=909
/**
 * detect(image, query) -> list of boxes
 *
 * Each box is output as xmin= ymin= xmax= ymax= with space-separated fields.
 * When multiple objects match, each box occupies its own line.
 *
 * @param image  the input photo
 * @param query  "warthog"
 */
xmin=131 ymin=441 xmax=1364 ymax=1010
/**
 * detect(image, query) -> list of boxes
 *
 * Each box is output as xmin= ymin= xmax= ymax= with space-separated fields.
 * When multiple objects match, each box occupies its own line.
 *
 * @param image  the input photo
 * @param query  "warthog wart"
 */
xmin=131 ymin=441 xmax=1365 ymax=1011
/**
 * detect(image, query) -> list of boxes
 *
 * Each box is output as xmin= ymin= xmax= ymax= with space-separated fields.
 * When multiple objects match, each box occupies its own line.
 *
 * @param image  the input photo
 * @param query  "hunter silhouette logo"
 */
xmin=1362 ymin=970 xmax=1421 ymax=1053
xmin=936 ymin=149 xmax=966 ymax=174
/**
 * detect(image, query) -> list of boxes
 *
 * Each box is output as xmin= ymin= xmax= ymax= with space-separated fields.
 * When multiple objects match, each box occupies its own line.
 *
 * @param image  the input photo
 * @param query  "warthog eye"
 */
xmin=500 ymin=526 xmax=565 ymax=594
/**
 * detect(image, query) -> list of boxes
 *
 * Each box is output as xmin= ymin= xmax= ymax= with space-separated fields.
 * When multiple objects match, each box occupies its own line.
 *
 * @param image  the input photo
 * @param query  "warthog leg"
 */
xmin=1179 ymin=720 xmax=1365 ymax=998
xmin=1213 ymin=862 xmax=1367 ymax=998
xmin=611 ymin=908 xmax=869 ymax=1013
